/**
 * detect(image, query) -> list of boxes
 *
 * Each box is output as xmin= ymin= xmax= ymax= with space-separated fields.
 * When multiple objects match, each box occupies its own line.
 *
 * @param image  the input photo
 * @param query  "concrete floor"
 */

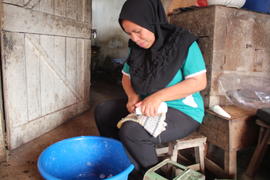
xmin=0 ymin=80 xmax=125 ymax=180
xmin=0 ymin=79 xmax=269 ymax=180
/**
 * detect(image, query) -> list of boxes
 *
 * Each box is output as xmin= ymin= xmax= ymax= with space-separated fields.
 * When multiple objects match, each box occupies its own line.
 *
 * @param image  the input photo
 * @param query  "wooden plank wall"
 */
xmin=0 ymin=1 xmax=6 ymax=160
xmin=1 ymin=0 xmax=91 ymax=149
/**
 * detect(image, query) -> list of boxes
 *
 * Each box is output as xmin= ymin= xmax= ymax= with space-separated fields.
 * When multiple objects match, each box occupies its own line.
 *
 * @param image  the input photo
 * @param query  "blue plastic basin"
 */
xmin=38 ymin=136 xmax=134 ymax=180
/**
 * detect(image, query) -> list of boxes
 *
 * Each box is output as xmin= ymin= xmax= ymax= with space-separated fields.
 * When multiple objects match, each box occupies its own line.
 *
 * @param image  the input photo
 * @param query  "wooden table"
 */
xmin=199 ymin=106 xmax=258 ymax=178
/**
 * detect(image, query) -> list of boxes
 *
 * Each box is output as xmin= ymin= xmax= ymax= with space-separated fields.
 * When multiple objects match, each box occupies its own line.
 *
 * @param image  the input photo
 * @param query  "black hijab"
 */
xmin=119 ymin=0 xmax=197 ymax=95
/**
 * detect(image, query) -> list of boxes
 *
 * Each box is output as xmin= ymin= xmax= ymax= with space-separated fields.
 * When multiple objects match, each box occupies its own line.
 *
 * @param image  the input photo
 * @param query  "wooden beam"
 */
xmin=2 ymin=3 xmax=90 ymax=38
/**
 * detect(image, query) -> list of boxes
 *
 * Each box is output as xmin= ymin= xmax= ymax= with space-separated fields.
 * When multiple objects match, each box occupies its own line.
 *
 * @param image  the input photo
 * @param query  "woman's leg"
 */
xmin=119 ymin=107 xmax=200 ymax=169
xmin=158 ymin=108 xmax=200 ymax=144
xmin=119 ymin=121 xmax=158 ymax=169
xmin=94 ymin=98 xmax=128 ymax=139
xmin=94 ymin=98 xmax=141 ymax=171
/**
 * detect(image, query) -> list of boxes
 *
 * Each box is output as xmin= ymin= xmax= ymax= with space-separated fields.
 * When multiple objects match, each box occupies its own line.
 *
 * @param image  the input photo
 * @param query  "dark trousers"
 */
xmin=95 ymin=98 xmax=200 ymax=169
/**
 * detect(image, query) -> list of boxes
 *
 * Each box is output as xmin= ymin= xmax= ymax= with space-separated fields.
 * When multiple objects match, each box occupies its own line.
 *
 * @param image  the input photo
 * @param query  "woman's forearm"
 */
xmin=151 ymin=72 xmax=207 ymax=102
xmin=122 ymin=74 xmax=138 ymax=98
xmin=122 ymin=74 xmax=141 ymax=112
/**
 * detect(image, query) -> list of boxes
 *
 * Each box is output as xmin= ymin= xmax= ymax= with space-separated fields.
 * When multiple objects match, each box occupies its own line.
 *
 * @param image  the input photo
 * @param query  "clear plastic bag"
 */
xmin=218 ymin=74 xmax=270 ymax=110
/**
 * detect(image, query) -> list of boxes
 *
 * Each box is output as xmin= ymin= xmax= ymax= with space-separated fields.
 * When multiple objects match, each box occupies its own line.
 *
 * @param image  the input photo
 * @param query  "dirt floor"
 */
xmin=0 ymin=79 xmax=269 ymax=180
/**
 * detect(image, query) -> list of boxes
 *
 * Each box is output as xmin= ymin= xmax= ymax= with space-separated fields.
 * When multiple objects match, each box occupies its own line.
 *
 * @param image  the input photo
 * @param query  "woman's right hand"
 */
xmin=126 ymin=94 xmax=140 ymax=113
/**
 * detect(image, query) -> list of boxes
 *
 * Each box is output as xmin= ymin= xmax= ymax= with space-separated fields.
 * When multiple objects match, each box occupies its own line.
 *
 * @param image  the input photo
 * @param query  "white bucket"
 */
xmin=208 ymin=0 xmax=246 ymax=8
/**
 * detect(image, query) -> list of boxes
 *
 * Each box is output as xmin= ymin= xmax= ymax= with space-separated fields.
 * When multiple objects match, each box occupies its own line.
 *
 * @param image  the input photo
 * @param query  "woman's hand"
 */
xmin=127 ymin=94 xmax=140 ymax=113
xmin=136 ymin=94 xmax=162 ymax=116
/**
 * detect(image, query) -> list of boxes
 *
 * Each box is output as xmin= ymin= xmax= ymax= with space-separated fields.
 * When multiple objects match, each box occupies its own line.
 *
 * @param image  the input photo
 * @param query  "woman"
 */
xmin=95 ymin=0 xmax=207 ymax=175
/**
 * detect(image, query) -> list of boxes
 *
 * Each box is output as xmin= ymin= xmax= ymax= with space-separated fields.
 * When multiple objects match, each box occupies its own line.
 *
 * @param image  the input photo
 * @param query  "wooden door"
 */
xmin=1 ymin=0 xmax=91 ymax=149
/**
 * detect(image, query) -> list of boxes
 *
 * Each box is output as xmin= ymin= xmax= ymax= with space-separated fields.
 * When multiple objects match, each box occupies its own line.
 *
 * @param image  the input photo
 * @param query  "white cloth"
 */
xmin=117 ymin=103 xmax=168 ymax=137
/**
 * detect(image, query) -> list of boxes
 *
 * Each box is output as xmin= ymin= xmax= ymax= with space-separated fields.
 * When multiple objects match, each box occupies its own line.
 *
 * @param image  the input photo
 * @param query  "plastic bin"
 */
xmin=243 ymin=0 xmax=270 ymax=14
xmin=38 ymin=136 xmax=134 ymax=180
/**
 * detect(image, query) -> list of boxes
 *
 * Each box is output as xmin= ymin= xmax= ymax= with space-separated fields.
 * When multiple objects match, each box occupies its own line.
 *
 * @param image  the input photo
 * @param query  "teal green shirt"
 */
xmin=122 ymin=42 xmax=206 ymax=123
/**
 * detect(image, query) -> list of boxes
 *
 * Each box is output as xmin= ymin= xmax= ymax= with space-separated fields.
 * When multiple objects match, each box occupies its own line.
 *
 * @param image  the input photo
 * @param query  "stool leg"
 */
xmin=224 ymin=150 xmax=237 ymax=178
xmin=245 ymin=128 xmax=270 ymax=177
xmin=170 ymin=144 xmax=178 ymax=162
xmin=168 ymin=142 xmax=175 ymax=157
xmin=194 ymin=144 xmax=206 ymax=173
xmin=258 ymin=127 xmax=266 ymax=143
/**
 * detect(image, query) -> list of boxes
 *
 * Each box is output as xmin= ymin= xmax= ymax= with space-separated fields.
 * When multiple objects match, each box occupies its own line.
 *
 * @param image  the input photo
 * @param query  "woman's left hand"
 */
xmin=135 ymin=94 xmax=161 ymax=116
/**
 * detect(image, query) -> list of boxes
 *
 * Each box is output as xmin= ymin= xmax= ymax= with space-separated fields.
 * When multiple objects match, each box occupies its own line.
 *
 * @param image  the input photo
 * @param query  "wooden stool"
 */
xmin=156 ymin=132 xmax=207 ymax=173
xmin=199 ymin=106 xmax=258 ymax=179
xmin=245 ymin=108 xmax=270 ymax=178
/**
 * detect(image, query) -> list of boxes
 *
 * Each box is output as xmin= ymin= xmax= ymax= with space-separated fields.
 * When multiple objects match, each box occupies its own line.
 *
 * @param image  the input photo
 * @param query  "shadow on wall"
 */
xmin=91 ymin=34 xmax=128 ymax=86
xmin=92 ymin=56 xmax=125 ymax=86
xmin=91 ymin=50 xmax=126 ymax=86
xmin=99 ymin=34 xmax=128 ymax=60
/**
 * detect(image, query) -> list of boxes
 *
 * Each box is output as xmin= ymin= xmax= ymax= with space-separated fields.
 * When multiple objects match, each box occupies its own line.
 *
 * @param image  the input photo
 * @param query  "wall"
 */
xmin=92 ymin=0 xmax=128 ymax=65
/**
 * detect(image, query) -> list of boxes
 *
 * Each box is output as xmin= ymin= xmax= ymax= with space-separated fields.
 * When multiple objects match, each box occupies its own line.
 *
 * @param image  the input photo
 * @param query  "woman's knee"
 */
xmin=119 ymin=122 xmax=148 ymax=142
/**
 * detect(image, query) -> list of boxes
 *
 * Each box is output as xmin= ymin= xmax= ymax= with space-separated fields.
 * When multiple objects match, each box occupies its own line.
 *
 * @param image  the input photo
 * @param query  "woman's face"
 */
xmin=122 ymin=20 xmax=155 ymax=49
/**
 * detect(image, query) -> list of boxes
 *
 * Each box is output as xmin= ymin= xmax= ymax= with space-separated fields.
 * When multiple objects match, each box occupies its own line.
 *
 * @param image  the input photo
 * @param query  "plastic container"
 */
xmin=38 ymin=136 xmax=134 ymax=180
xmin=208 ymin=0 xmax=246 ymax=8
xmin=243 ymin=0 xmax=270 ymax=14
